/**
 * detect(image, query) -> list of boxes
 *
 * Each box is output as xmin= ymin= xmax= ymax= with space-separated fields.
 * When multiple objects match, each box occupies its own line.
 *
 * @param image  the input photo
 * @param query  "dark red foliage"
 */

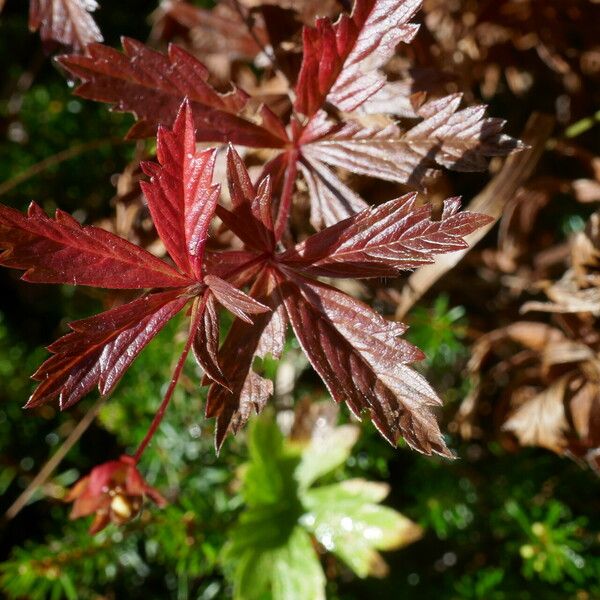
xmin=60 ymin=38 xmax=288 ymax=147
xmin=28 ymin=290 xmax=190 ymax=409
xmin=200 ymin=146 xmax=492 ymax=455
xmin=29 ymin=0 xmax=103 ymax=52
xmin=205 ymin=268 xmax=287 ymax=450
xmin=0 ymin=98 xmax=492 ymax=456
xmin=293 ymin=0 xmax=421 ymax=117
xmin=279 ymin=193 xmax=491 ymax=278
xmin=58 ymin=0 xmax=522 ymax=231
xmin=0 ymin=203 xmax=190 ymax=289
xmin=0 ymin=0 xmax=517 ymax=529
xmin=0 ymin=101 xmax=265 ymax=412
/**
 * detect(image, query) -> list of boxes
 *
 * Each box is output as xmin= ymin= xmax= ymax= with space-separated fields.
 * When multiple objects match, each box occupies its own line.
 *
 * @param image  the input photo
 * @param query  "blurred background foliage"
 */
xmin=1 ymin=1 xmax=600 ymax=599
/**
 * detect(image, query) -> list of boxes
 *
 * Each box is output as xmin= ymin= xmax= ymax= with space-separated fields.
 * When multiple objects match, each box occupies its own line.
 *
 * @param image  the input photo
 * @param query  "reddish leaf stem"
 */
xmin=274 ymin=151 xmax=298 ymax=242
xmin=133 ymin=299 xmax=202 ymax=462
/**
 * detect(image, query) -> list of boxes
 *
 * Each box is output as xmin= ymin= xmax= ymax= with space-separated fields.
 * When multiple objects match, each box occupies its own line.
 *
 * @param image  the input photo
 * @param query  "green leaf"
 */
xmin=294 ymin=424 xmax=359 ymax=490
xmin=301 ymin=479 xmax=422 ymax=578
xmin=224 ymin=414 xmax=422 ymax=597
xmin=224 ymin=526 xmax=325 ymax=600
xmin=59 ymin=575 xmax=77 ymax=600
xmin=242 ymin=415 xmax=300 ymax=507
xmin=223 ymin=415 xmax=317 ymax=600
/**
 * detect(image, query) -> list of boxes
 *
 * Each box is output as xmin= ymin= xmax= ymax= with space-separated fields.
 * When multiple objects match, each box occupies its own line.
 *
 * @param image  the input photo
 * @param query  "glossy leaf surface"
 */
xmin=206 ymin=149 xmax=491 ymax=455
xmin=300 ymin=95 xmax=526 ymax=187
xmin=0 ymin=202 xmax=191 ymax=289
xmin=27 ymin=290 xmax=189 ymax=409
xmin=294 ymin=0 xmax=421 ymax=117
xmin=0 ymin=101 xmax=261 ymax=414
xmin=59 ymin=39 xmax=287 ymax=146
xmin=57 ymin=1 xmax=523 ymax=232
xmin=281 ymin=194 xmax=493 ymax=278
xmin=206 ymin=269 xmax=287 ymax=451
xmin=279 ymin=274 xmax=451 ymax=456
xmin=29 ymin=0 xmax=103 ymax=52
xmin=140 ymin=101 xmax=219 ymax=279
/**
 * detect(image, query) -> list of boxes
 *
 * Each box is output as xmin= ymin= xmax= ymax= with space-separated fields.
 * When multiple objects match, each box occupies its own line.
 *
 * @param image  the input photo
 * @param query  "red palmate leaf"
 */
xmin=215 ymin=145 xmax=276 ymax=253
xmin=58 ymin=38 xmax=288 ymax=147
xmin=27 ymin=289 xmax=190 ymax=409
xmin=206 ymin=268 xmax=287 ymax=451
xmin=293 ymin=0 xmax=421 ymax=117
xmin=29 ymin=0 xmax=103 ymax=52
xmin=0 ymin=101 xmax=265 ymax=416
xmin=298 ymin=95 xmax=526 ymax=188
xmin=204 ymin=147 xmax=491 ymax=455
xmin=292 ymin=0 xmax=523 ymax=229
xmin=0 ymin=202 xmax=190 ymax=289
xmin=280 ymin=193 xmax=493 ymax=278
xmin=140 ymin=103 xmax=219 ymax=279
xmin=193 ymin=290 xmax=227 ymax=387
xmin=0 ymin=100 xmax=287 ymax=531
xmin=278 ymin=273 xmax=451 ymax=455
xmin=58 ymin=0 xmax=523 ymax=232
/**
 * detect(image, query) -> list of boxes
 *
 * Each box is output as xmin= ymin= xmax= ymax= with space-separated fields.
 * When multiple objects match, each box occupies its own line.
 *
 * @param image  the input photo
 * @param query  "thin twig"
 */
xmin=3 ymin=395 xmax=108 ymax=522
xmin=395 ymin=113 xmax=556 ymax=320
xmin=0 ymin=137 xmax=126 ymax=198
xmin=274 ymin=150 xmax=299 ymax=242
xmin=133 ymin=300 xmax=202 ymax=462
xmin=231 ymin=0 xmax=279 ymax=72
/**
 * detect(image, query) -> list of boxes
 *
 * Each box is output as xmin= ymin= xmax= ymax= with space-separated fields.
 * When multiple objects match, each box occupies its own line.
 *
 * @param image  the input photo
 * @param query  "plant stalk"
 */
xmin=274 ymin=151 xmax=298 ymax=242
xmin=133 ymin=300 xmax=202 ymax=462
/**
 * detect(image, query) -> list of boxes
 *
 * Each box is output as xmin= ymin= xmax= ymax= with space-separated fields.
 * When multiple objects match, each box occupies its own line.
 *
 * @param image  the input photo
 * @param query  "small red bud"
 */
xmin=66 ymin=455 xmax=166 ymax=534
